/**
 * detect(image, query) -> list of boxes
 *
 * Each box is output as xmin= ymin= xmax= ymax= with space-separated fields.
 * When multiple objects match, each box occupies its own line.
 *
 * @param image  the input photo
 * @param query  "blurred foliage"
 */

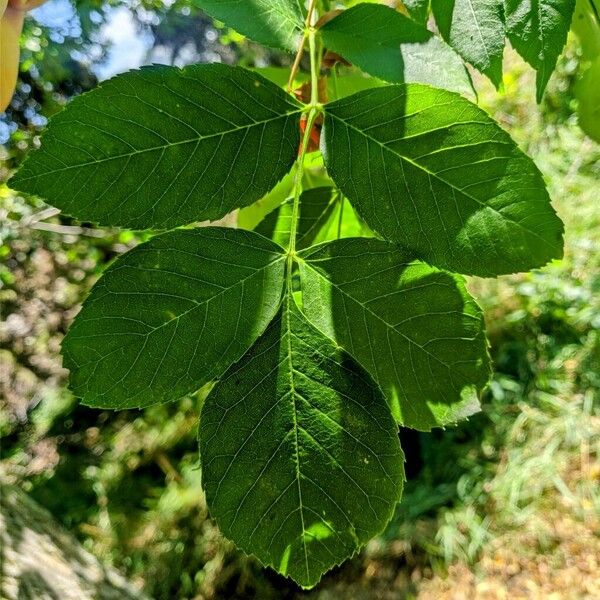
xmin=1 ymin=4 xmax=599 ymax=598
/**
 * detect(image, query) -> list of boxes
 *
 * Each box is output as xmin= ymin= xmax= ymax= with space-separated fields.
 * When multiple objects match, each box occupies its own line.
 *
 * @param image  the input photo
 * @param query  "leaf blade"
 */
xmin=199 ymin=292 xmax=404 ymax=588
xmin=299 ymin=238 xmax=491 ymax=430
xmin=320 ymin=3 xmax=473 ymax=96
xmin=322 ymin=84 xmax=564 ymax=276
xmin=431 ymin=0 xmax=505 ymax=87
xmin=505 ymin=0 xmax=576 ymax=101
xmin=10 ymin=65 xmax=302 ymax=229
xmin=254 ymin=186 xmax=340 ymax=249
xmin=63 ymin=227 xmax=286 ymax=409
xmin=194 ymin=0 xmax=306 ymax=51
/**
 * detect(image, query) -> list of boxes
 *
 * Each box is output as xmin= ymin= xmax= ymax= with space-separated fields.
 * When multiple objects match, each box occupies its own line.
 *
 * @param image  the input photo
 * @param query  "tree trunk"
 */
xmin=0 ymin=484 xmax=150 ymax=600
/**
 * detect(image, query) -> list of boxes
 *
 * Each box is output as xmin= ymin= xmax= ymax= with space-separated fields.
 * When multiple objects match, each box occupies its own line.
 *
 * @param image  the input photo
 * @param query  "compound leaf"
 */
xmin=194 ymin=0 xmax=305 ymax=51
xmin=320 ymin=4 xmax=473 ymax=96
xmin=299 ymin=238 xmax=490 ymax=430
xmin=10 ymin=65 xmax=302 ymax=229
xmin=62 ymin=228 xmax=286 ymax=409
xmin=322 ymin=84 xmax=564 ymax=276
xmin=199 ymin=292 xmax=404 ymax=588
xmin=505 ymin=0 xmax=576 ymax=101
xmin=431 ymin=0 xmax=505 ymax=88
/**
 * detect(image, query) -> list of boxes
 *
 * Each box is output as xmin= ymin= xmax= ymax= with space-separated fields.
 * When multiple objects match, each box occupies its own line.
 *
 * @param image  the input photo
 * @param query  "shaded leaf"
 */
xmin=63 ymin=228 xmax=286 ymax=409
xmin=320 ymin=4 xmax=473 ymax=96
xmin=299 ymin=238 xmax=490 ymax=430
xmin=200 ymin=292 xmax=404 ymax=588
xmin=194 ymin=0 xmax=306 ymax=51
xmin=255 ymin=187 xmax=339 ymax=249
xmin=505 ymin=0 xmax=576 ymax=101
xmin=432 ymin=0 xmax=505 ymax=87
xmin=322 ymin=84 xmax=564 ymax=276
xmin=11 ymin=65 xmax=302 ymax=229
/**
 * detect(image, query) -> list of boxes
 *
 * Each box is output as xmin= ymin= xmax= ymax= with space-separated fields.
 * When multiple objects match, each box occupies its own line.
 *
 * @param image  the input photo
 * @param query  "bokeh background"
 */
xmin=1 ymin=1 xmax=599 ymax=598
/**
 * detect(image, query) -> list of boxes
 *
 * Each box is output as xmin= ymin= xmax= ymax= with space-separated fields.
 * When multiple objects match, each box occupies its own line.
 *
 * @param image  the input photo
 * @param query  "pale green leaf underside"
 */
xmin=299 ymin=238 xmax=490 ymax=430
xmin=194 ymin=0 xmax=305 ymax=51
xmin=505 ymin=0 xmax=576 ymax=101
xmin=403 ymin=0 xmax=431 ymax=24
xmin=322 ymin=84 xmax=564 ymax=277
xmin=62 ymin=228 xmax=286 ymax=409
xmin=320 ymin=4 xmax=473 ymax=96
xmin=10 ymin=65 xmax=302 ymax=229
xmin=199 ymin=293 xmax=404 ymax=588
xmin=432 ymin=0 xmax=505 ymax=87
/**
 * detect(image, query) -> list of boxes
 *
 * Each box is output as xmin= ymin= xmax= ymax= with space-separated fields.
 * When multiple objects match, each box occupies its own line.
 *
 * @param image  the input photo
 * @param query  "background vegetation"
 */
xmin=1 ymin=2 xmax=599 ymax=598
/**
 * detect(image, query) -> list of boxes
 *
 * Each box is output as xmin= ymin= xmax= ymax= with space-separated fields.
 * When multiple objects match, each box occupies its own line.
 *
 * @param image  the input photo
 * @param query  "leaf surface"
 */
xmin=403 ymin=0 xmax=431 ymax=24
xmin=432 ymin=0 xmax=505 ymax=87
xmin=62 ymin=228 xmax=286 ymax=409
xmin=505 ymin=0 xmax=576 ymax=101
xmin=320 ymin=4 xmax=473 ymax=96
xmin=194 ymin=0 xmax=305 ymax=51
xmin=255 ymin=187 xmax=340 ymax=249
xmin=322 ymin=84 xmax=564 ymax=276
xmin=11 ymin=65 xmax=302 ymax=229
xmin=199 ymin=292 xmax=404 ymax=588
xmin=299 ymin=238 xmax=490 ymax=430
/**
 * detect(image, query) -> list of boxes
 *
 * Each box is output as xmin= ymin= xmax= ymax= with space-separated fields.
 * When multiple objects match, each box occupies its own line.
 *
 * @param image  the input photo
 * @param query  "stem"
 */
xmin=287 ymin=0 xmax=319 ymax=92
xmin=287 ymin=5 xmax=321 ymax=262
xmin=288 ymin=107 xmax=318 ymax=257
xmin=336 ymin=194 xmax=344 ymax=239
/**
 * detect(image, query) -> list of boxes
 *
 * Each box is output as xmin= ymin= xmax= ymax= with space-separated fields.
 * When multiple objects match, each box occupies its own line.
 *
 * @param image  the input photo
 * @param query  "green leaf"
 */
xmin=199 ymin=291 xmax=404 ymax=588
xmin=320 ymin=4 xmax=473 ymax=96
xmin=62 ymin=228 xmax=286 ymax=409
xmin=255 ymin=187 xmax=340 ymax=249
xmin=10 ymin=65 xmax=302 ymax=229
xmin=505 ymin=0 xmax=576 ymax=101
xmin=403 ymin=0 xmax=431 ymax=24
xmin=299 ymin=238 xmax=490 ymax=430
xmin=321 ymin=84 xmax=564 ymax=276
xmin=431 ymin=0 xmax=505 ymax=88
xmin=193 ymin=0 xmax=305 ymax=51
xmin=576 ymin=56 xmax=600 ymax=142
xmin=572 ymin=0 xmax=600 ymax=59
xmin=237 ymin=171 xmax=296 ymax=231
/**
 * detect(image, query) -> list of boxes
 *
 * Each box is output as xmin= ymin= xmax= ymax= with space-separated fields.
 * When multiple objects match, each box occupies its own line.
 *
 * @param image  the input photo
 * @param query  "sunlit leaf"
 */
xmin=200 ymin=291 xmax=404 ymax=588
xmin=322 ymin=84 xmax=563 ymax=276
xmin=300 ymin=238 xmax=490 ymax=429
xmin=432 ymin=0 xmax=505 ymax=88
xmin=194 ymin=0 xmax=306 ymax=51
xmin=320 ymin=4 xmax=473 ymax=96
xmin=11 ymin=65 xmax=302 ymax=229
xmin=63 ymin=228 xmax=286 ymax=408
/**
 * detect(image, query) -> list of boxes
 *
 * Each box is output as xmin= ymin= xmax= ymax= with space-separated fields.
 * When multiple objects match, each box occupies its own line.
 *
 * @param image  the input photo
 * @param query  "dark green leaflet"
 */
xmin=299 ymin=238 xmax=490 ymax=430
xmin=62 ymin=228 xmax=286 ymax=409
xmin=505 ymin=0 xmax=576 ymax=101
xmin=199 ymin=292 xmax=404 ymax=588
xmin=11 ymin=65 xmax=302 ymax=229
xmin=321 ymin=84 xmax=563 ymax=276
